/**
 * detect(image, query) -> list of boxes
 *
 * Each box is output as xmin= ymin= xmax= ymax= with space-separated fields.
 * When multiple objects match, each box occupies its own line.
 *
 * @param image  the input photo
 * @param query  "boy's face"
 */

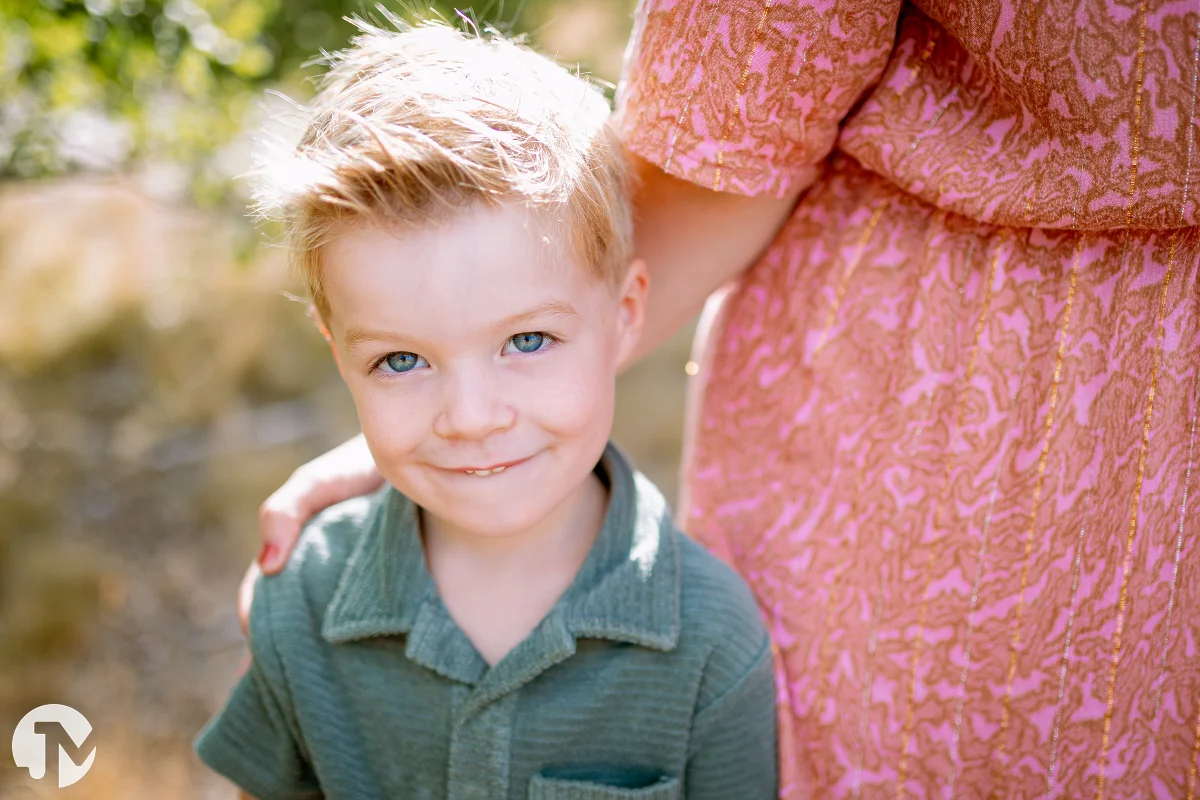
xmin=319 ymin=203 xmax=647 ymax=539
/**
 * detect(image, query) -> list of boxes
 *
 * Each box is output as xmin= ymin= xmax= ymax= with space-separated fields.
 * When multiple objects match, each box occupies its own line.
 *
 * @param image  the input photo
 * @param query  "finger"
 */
xmin=256 ymin=434 xmax=386 ymax=575
xmin=257 ymin=487 xmax=308 ymax=575
xmin=257 ymin=471 xmax=385 ymax=575
xmin=238 ymin=560 xmax=262 ymax=636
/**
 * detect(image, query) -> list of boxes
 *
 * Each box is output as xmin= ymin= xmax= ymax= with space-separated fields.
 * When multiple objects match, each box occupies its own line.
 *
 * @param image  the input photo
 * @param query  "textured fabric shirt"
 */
xmin=194 ymin=443 xmax=777 ymax=800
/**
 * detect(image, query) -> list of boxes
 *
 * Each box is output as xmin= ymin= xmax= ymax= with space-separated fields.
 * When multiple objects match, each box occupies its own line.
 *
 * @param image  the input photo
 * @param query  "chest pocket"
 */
xmin=527 ymin=771 xmax=681 ymax=799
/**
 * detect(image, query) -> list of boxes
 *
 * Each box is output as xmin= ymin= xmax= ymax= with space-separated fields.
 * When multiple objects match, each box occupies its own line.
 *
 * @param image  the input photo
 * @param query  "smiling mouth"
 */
xmin=464 ymin=466 xmax=506 ymax=476
xmin=453 ymin=455 xmax=530 ymax=476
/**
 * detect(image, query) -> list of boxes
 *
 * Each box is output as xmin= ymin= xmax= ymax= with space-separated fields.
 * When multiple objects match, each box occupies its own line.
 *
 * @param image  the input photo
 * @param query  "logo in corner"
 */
xmin=11 ymin=704 xmax=97 ymax=788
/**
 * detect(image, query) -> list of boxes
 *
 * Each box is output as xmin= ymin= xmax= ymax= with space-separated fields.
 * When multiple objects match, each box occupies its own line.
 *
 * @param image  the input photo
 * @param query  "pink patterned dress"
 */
xmin=617 ymin=1 xmax=1200 ymax=797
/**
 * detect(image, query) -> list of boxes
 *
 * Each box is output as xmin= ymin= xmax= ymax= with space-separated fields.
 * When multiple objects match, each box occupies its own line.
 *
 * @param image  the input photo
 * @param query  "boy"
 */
xmin=194 ymin=18 xmax=777 ymax=800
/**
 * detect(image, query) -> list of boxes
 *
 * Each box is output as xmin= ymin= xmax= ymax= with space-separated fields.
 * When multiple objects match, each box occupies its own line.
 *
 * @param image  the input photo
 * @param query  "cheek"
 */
xmin=347 ymin=380 xmax=431 ymax=461
xmin=528 ymin=343 xmax=615 ymax=435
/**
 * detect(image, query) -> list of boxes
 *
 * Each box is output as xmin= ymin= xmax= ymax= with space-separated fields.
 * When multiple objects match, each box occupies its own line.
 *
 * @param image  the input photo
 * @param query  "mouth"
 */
xmin=448 ymin=454 xmax=531 ymax=477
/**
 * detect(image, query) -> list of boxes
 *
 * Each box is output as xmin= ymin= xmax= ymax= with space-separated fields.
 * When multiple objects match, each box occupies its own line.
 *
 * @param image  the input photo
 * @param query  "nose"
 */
xmin=432 ymin=362 xmax=516 ymax=441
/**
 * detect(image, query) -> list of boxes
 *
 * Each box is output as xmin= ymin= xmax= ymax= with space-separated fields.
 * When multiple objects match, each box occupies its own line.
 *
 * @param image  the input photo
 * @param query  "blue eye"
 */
xmin=509 ymin=332 xmax=545 ymax=353
xmin=377 ymin=351 xmax=425 ymax=373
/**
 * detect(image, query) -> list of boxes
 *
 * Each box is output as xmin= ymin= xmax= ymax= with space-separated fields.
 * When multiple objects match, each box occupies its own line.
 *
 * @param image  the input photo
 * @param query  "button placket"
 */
xmin=446 ymin=689 xmax=517 ymax=799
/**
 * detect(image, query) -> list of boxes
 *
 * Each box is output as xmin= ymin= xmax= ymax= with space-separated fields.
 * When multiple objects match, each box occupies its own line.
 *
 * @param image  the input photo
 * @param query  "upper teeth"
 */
xmin=465 ymin=466 xmax=506 ymax=476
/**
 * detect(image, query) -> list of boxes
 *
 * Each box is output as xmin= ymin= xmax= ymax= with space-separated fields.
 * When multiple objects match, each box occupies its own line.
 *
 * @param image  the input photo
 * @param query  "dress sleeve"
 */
xmin=194 ymin=580 xmax=321 ymax=800
xmin=615 ymin=0 xmax=904 ymax=198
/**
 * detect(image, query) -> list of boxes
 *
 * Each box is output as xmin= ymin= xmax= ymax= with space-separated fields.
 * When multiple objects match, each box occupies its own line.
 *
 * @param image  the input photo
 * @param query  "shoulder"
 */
xmin=672 ymin=529 xmax=771 ymax=705
xmin=675 ymin=529 xmax=767 ymax=648
xmin=249 ymin=488 xmax=390 ymax=649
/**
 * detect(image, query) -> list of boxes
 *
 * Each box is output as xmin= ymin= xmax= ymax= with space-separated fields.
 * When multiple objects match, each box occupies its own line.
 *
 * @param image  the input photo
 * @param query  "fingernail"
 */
xmin=257 ymin=543 xmax=276 ymax=568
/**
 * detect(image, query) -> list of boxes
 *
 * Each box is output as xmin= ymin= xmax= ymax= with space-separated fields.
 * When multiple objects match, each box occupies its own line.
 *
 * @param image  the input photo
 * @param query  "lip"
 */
xmin=443 ymin=454 xmax=531 ymax=474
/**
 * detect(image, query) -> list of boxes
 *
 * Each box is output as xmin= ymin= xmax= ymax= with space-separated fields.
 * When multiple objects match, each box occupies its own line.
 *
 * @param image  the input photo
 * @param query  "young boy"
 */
xmin=194 ymin=18 xmax=777 ymax=800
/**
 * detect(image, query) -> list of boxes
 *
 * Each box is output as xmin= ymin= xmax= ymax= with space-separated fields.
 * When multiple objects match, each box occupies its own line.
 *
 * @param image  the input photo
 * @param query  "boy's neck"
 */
xmin=419 ymin=469 xmax=609 ymax=580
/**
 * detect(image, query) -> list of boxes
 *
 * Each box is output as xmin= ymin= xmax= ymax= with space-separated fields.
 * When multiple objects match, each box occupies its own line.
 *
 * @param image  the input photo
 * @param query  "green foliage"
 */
xmin=1 ymin=0 xmax=548 ymax=199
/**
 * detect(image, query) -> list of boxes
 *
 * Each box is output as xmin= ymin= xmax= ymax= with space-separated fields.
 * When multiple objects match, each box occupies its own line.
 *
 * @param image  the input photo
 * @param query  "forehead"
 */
xmin=319 ymin=203 xmax=601 ymax=331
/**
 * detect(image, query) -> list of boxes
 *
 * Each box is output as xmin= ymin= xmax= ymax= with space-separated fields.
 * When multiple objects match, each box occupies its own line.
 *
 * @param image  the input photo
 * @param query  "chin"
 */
xmin=438 ymin=500 xmax=556 ymax=538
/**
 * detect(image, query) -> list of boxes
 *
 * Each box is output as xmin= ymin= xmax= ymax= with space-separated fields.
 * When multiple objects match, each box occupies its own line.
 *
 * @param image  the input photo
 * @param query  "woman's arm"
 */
xmin=625 ymin=152 xmax=800 ymax=362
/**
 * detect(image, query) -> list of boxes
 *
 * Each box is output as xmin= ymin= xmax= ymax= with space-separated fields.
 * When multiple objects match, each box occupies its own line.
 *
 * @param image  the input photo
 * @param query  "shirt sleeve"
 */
xmin=684 ymin=635 xmax=778 ymax=799
xmin=615 ymin=0 xmax=904 ymax=198
xmin=194 ymin=579 xmax=321 ymax=800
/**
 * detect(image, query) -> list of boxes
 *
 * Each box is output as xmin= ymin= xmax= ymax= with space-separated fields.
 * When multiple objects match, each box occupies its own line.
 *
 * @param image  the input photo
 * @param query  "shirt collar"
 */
xmin=321 ymin=442 xmax=682 ymax=660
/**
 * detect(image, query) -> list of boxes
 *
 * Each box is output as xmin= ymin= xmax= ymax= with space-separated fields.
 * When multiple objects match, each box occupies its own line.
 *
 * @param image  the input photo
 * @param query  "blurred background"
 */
xmin=0 ymin=1 xmax=697 ymax=796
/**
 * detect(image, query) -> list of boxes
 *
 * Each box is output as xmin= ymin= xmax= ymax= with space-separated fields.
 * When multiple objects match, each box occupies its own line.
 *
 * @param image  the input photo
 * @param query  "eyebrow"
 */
xmin=341 ymin=299 xmax=580 ymax=354
xmin=497 ymin=299 xmax=580 ymax=330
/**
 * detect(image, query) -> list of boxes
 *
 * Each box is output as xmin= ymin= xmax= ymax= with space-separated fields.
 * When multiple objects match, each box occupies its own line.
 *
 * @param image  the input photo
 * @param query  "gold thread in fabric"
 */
xmin=663 ymin=0 xmax=725 ymax=173
xmin=623 ymin=0 xmax=665 ymax=137
xmin=990 ymin=234 xmax=1082 ymax=798
xmin=852 ymin=555 xmax=889 ymax=800
xmin=812 ymin=565 xmax=844 ymax=727
xmin=1043 ymin=169 xmax=1100 ymax=797
xmin=949 ymin=355 xmax=1031 ymax=800
xmin=1046 ymin=486 xmax=1096 ymax=798
xmin=713 ymin=0 xmax=774 ymax=191
xmin=1123 ymin=0 xmax=1149 ymax=229
xmin=814 ymin=203 xmax=886 ymax=357
xmin=894 ymin=565 xmax=934 ymax=798
xmin=851 ymin=203 xmax=949 ymax=797
xmin=898 ymin=27 xmax=940 ymax=95
xmin=783 ymin=41 xmax=811 ymax=146
xmin=1093 ymin=3 xmax=1151 ymax=793
xmin=965 ymin=234 xmax=1004 ymax=384
xmin=1096 ymin=233 xmax=1175 ymax=800
xmin=1153 ymin=360 xmax=1200 ymax=722
xmin=1155 ymin=15 xmax=1200 ymax=766
xmin=1180 ymin=9 xmax=1200 ymax=220
xmin=901 ymin=86 xmax=961 ymax=175
xmin=894 ymin=209 xmax=963 ymax=797
xmin=1051 ymin=484 xmax=1099 ymax=796
xmin=912 ymin=211 xmax=972 ymax=447
xmin=1040 ymin=145 xmax=1096 ymax=800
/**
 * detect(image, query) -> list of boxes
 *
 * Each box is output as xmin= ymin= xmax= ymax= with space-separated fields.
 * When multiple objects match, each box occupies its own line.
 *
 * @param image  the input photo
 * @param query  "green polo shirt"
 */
xmin=195 ymin=443 xmax=777 ymax=800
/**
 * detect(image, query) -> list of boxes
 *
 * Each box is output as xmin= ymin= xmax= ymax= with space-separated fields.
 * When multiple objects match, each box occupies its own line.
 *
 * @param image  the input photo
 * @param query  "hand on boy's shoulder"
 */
xmin=248 ymin=486 xmax=389 ymax=636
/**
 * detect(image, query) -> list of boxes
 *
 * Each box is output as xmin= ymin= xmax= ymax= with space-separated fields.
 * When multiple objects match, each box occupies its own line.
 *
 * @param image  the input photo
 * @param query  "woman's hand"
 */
xmin=238 ymin=433 xmax=383 ymax=634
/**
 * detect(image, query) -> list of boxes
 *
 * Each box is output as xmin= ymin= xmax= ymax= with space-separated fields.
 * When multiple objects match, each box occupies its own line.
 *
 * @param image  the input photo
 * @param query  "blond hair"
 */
xmin=254 ymin=15 xmax=634 ymax=319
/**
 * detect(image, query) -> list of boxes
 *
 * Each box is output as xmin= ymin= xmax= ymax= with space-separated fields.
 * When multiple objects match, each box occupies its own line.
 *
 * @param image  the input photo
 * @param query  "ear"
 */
xmin=614 ymin=258 xmax=649 ymax=371
xmin=310 ymin=305 xmax=347 ymax=379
